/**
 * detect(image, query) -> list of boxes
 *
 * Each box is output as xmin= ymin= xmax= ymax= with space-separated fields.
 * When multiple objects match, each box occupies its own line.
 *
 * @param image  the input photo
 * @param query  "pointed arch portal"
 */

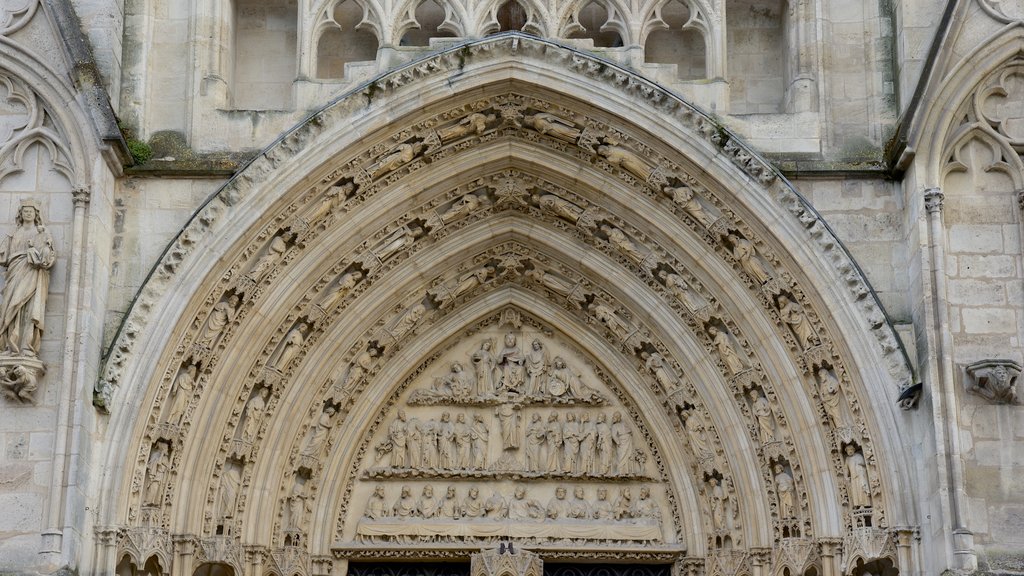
xmin=96 ymin=35 xmax=920 ymax=576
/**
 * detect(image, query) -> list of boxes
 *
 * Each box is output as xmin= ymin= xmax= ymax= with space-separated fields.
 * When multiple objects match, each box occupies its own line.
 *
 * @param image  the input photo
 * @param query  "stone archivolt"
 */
xmin=105 ymin=55 xmax=907 ymax=573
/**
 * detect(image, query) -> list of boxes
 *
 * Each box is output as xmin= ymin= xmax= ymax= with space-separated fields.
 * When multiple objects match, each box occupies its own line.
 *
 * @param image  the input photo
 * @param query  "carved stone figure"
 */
xmin=537 ymin=193 xmax=585 ymax=225
xmin=318 ymin=270 xmax=363 ymax=310
xmin=579 ymin=412 xmax=596 ymax=473
xmin=595 ymin=412 xmax=613 ymax=474
xmin=664 ymin=184 xmax=713 ymax=227
xmin=454 ymin=412 xmax=472 ymax=468
xmin=407 ymin=415 xmax=423 ymax=468
xmin=597 ymin=143 xmax=653 ymax=181
xmin=143 ymin=442 xmax=170 ymax=506
xmin=470 ymin=413 xmax=489 ymax=469
xmin=568 ymin=486 xmax=591 ymax=519
xmin=364 ymin=485 xmax=388 ymax=519
xmin=525 ymin=413 xmax=545 ymax=471
xmin=0 ymin=201 xmax=55 ymax=357
xmin=592 ymin=487 xmax=613 ymax=519
xmin=708 ymin=477 xmax=726 ymax=532
xmin=685 ymin=411 xmax=712 ymax=459
xmin=438 ymin=193 xmax=485 ymax=225
xmin=484 ymin=491 xmax=509 ymax=519
xmin=611 ymin=411 xmax=635 ymax=475
xmin=659 ymin=270 xmax=696 ymax=309
xmin=373 ymin=226 xmax=422 ymax=263
xmin=217 ymin=461 xmax=241 ymax=526
xmin=341 ymin=347 xmax=379 ymax=391
xmin=965 ymin=360 xmax=1021 ymax=404
xmin=198 ymin=295 xmax=240 ymax=347
xmin=305 ymin=181 xmax=354 ymax=224
xmin=777 ymin=295 xmax=817 ymax=349
xmin=392 ymin=485 xmax=417 ymax=517
xmin=371 ymin=142 xmax=426 ymax=177
xmin=495 ymin=403 xmax=521 ymax=450
xmin=523 ymin=112 xmax=582 ymax=142
xmin=592 ymin=303 xmax=633 ymax=340
xmin=471 ymin=340 xmax=498 ymax=396
xmin=774 ymin=464 xmax=795 ymax=518
xmin=285 ymin=480 xmax=311 ymax=531
xmin=438 ymin=112 xmax=495 ymax=142
xmin=509 ymin=486 xmax=543 ymax=520
xmin=817 ymin=367 xmax=843 ymax=426
xmin=272 ymin=323 xmax=308 ymax=370
xmin=646 ymin=352 xmax=679 ymax=390
xmin=389 ymin=410 xmax=409 ymax=467
xmin=461 ymin=487 xmax=484 ymax=518
xmin=240 ymin=386 xmax=270 ymax=442
xmin=497 ymin=332 xmax=526 ymax=395
xmin=845 ymin=445 xmax=872 ymax=509
xmin=247 ymin=236 xmax=286 ymax=282
xmin=749 ymin=390 xmax=775 ymax=444
xmin=392 ymin=303 xmax=426 ymax=338
xmin=546 ymin=486 xmax=570 ymax=519
xmin=613 ymin=487 xmax=634 ymax=520
xmin=438 ymin=412 xmax=456 ymax=469
xmin=440 ymin=265 xmax=495 ymax=306
xmin=636 ymin=486 xmax=661 ymax=521
xmin=420 ymin=418 xmax=440 ymax=469
xmin=544 ymin=411 xmax=564 ymax=473
xmin=727 ymin=233 xmax=771 ymax=285
xmin=417 ymin=484 xmax=442 ymax=518
xmin=300 ymin=405 xmax=337 ymax=457
xmin=708 ymin=326 xmax=746 ymax=374
xmin=525 ymin=339 xmax=548 ymax=395
xmin=0 ymin=364 xmax=37 ymax=402
xmin=525 ymin=267 xmax=576 ymax=297
xmin=166 ymin=364 xmax=197 ymax=425
xmin=562 ymin=412 xmax=582 ymax=473
xmin=601 ymin=225 xmax=645 ymax=263
xmin=440 ymin=485 xmax=461 ymax=519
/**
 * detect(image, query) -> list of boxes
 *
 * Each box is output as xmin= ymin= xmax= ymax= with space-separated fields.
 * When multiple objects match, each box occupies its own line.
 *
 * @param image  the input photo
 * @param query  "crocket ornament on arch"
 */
xmin=95 ymin=35 xmax=920 ymax=576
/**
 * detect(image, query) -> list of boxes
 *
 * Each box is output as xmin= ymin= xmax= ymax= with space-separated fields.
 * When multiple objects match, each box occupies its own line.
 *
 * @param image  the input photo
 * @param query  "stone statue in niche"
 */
xmin=708 ymin=477 xmax=726 ymax=532
xmin=964 ymin=359 xmax=1021 ymax=404
xmin=664 ymin=184 xmax=713 ymax=227
xmin=495 ymin=402 xmax=521 ymax=450
xmin=844 ymin=444 xmax=872 ymax=509
xmin=525 ymin=339 xmax=548 ymax=395
xmin=597 ymin=141 xmax=653 ymax=181
xmin=776 ymin=295 xmax=818 ymax=350
xmin=392 ymin=303 xmax=426 ymax=339
xmin=636 ymin=486 xmax=661 ymax=521
xmin=239 ymin=387 xmax=270 ymax=443
xmin=438 ymin=112 xmax=496 ymax=142
xmin=305 ymin=181 xmax=354 ymax=225
xmin=685 ymin=410 xmax=712 ymax=459
xmin=217 ymin=461 xmax=242 ymax=530
xmin=271 ymin=323 xmax=308 ymax=371
xmin=774 ymin=464 xmax=795 ymax=518
xmin=497 ymin=333 xmax=527 ymax=395
xmin=708 ymin=325 xmax=747 ymax=375
xmin=592 ymin=303 xmax=634 ymax=340
xmin=600 ymin=224 xmax=645 ymax=264
xmin=485 ymin=490 xmax=509 ymax=518
xmin=817 ymin=367 xmax=843 ymax=426
xmin=284 ymin=479 xmax=311 ymax=528
xmin=433 ymin=265 xmax=496 ymax=308
xmin=523 ymin=112 xmax=582 ymax=142
xmin=659 ymin=270 xmax=697 ymax=310
xmin=536 ymin=193 xmax=587 ymax=227
xmin=727 ymin=233 xmax=771 ymax=285
xmin=524 ymin=267 xmax=578 ymax=299
xmin=749 ymin=390 xmax=775 ymax=444
xmin=471 ymin=339 xmax=498 ymax=396
xmin=407 ymin=414 xmax=423 ymax=467
xmin=568 ymin=486 xmax=591 ymax=519
xmin=470 ymin=413 xmax=489 ymax=469
xmin=143 ymin=441 xmax=171 ymax=507
xmin=300 ymin=405 xmax=337 ymax=457
xmin=317 ymin=270 xmax=363 ymax=311
xmin=613 ymin=487 xmax=634 ymax=520
xmin=0 ymin=201 xmax=55 ymax=401
xmin=646 ymin=352 xmax=680 ymax=390
xmin=364 ymin=485 xmax=388 ymax=519
xmin=437 ymin=193 xmax=487 ymax=226
xmin=338 ymin=347 xmax=379 ymax=393
xmin=165 ymin=364 xmax=197 ymax=425
xmin=611 ymin=411 xmax=635 ymax=475
xmin=198 ymin=295 xmax=240 ymax=348
xmin=419 ymin=418 xmax=440 ymax=469
xmin=370 ymin=225 xmax=424 ymax=265
xmin=370 ymin=141 xmax=427 ymax=177
xmin=246 ymin=236 xmax=287 ymax=283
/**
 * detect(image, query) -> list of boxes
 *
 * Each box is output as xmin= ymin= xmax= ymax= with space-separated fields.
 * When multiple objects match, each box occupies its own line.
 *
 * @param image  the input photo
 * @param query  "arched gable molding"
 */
xmin=913 ymin=21 xmax=1024 ymax=187
xmin=95 ymin=34 xmax=919 ymax=563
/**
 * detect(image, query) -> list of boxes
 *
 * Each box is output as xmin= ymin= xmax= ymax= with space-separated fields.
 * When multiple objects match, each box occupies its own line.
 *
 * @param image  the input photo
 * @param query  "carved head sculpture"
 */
xmin=640 ymin=486 xmax=651 ymax=499
xmin=456 ymin=413 xmax=465 ymax=423
xmin=400 ymin=485 xmax=411 ymax=498
xmin=374 ymin=485 xmax=385 ymax=498
xmin=422 ymin=485 xmax=434 ymax=498
xmin=514 ymin=487 xmax=526 ymax=499
xmin=552 ymin=357 xmax=566 ymax=370
xmin=473 ymin=413 xmax=485 ymax=423
xmin=620 ymin=487 xmax=632 ymax=500
xmin=708 ymin=477 xmax=719 ymax=488
xmin=565 ymin=412 xmax=576 ymax=423
xmin=555 ymin=486 xmax=567 ymax=499
xmin=259 ymin=386 xmax=270 ymax=400
xmin=531 ymin=339 xmax=542 ymax=350
xmin=844 ymin=444 xmax=857 ymax=456
xmin=597 ymin=488 xmax=608 ymax=501
xmin=504 ymin=333 xmax=516 ymax=347
xmin=446 ymin=486 xmax=457 ymax=499
xmin=481 ymin=340 xmax=492 ymax=351
xmin=451 ymin=362 xmax=463 ymax=373
xmin=773 ymin=464 xmax=784 ymax=475
xmin=574 ymin=486 xmax=585 ymax=499
xmin=612 ymin=411 xmax=622 ymax=423
xmin=748 ymin=390 xmax=758 ymax=402
xmin=397 ymin=409 xmax=407 ymax=421
xmin=580 ymin=412 xmax=590 ymax=423
xmin=596 ymin=412 xmax=606 ymax=423
xmin=531 ymin=413 xmax=541 ymax=423
xmin=964 ymin=359 xmax=1022 ymax=404
xmin=547 ymin=411 xmax=558 ymax=423
xmin=469 ymin=487 xmax=479 ymax=498
xmin=776 ymin=294 xmax=791 ymax=308
xmin=707 ymin=325 xmax=719 ymax=337
xmin=16 ymin=200 xmax=42 ymax=227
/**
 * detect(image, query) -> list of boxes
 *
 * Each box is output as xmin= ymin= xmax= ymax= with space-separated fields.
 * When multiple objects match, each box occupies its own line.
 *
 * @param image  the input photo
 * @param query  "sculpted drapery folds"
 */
xmin=0 ymin=201 xmax=55 ymax=358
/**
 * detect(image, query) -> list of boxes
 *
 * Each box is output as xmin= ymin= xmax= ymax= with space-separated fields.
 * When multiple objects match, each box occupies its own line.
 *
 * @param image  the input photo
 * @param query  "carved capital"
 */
xmin=923 ymin=188 xmax=944 ymax=213
xmin=1016 ymin=190 xmax=1024 ymax=211
xmin=963 ymin=359 xmax=1021 ymax=405
xmin=72 ymin=187 xmax=91 ymax=206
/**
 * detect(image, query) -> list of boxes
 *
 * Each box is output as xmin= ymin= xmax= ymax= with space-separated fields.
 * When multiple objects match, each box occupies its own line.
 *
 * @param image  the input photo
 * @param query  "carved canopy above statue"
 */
xmin=96 ymin=35 xmax=919 ymax=576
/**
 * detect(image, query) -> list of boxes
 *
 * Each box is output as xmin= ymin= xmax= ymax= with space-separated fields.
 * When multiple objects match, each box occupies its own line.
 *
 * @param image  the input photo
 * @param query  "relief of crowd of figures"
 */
xmin=128 ymin=91 xmax=886 ymax=563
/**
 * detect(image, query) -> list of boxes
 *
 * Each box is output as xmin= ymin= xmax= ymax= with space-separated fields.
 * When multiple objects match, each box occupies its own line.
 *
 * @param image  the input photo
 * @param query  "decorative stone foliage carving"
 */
xmin=964 ymin=359 xmax=1021 ymax=404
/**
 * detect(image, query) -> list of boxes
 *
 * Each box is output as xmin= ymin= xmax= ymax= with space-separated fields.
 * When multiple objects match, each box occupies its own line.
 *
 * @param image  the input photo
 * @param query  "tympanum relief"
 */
xmin=348 ymin=325 xmax=675 ymax=550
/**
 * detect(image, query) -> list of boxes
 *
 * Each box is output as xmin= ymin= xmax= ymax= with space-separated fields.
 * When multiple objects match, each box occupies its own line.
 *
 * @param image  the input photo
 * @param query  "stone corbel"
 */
xmin=963 ymin=359 xmax=1021 ymax=404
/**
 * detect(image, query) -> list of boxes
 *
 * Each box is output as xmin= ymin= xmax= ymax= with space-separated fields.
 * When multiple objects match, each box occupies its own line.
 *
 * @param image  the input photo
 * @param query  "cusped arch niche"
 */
xmin=94 ymin=34 xmax=920 ymax=576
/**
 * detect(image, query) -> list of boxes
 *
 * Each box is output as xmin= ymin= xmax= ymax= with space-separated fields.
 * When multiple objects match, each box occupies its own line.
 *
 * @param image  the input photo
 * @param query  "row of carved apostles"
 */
xmin=361 ymin=483 xmax=662 ymax=523
xmin=132 ymin=93 xmax=881 ymax=548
